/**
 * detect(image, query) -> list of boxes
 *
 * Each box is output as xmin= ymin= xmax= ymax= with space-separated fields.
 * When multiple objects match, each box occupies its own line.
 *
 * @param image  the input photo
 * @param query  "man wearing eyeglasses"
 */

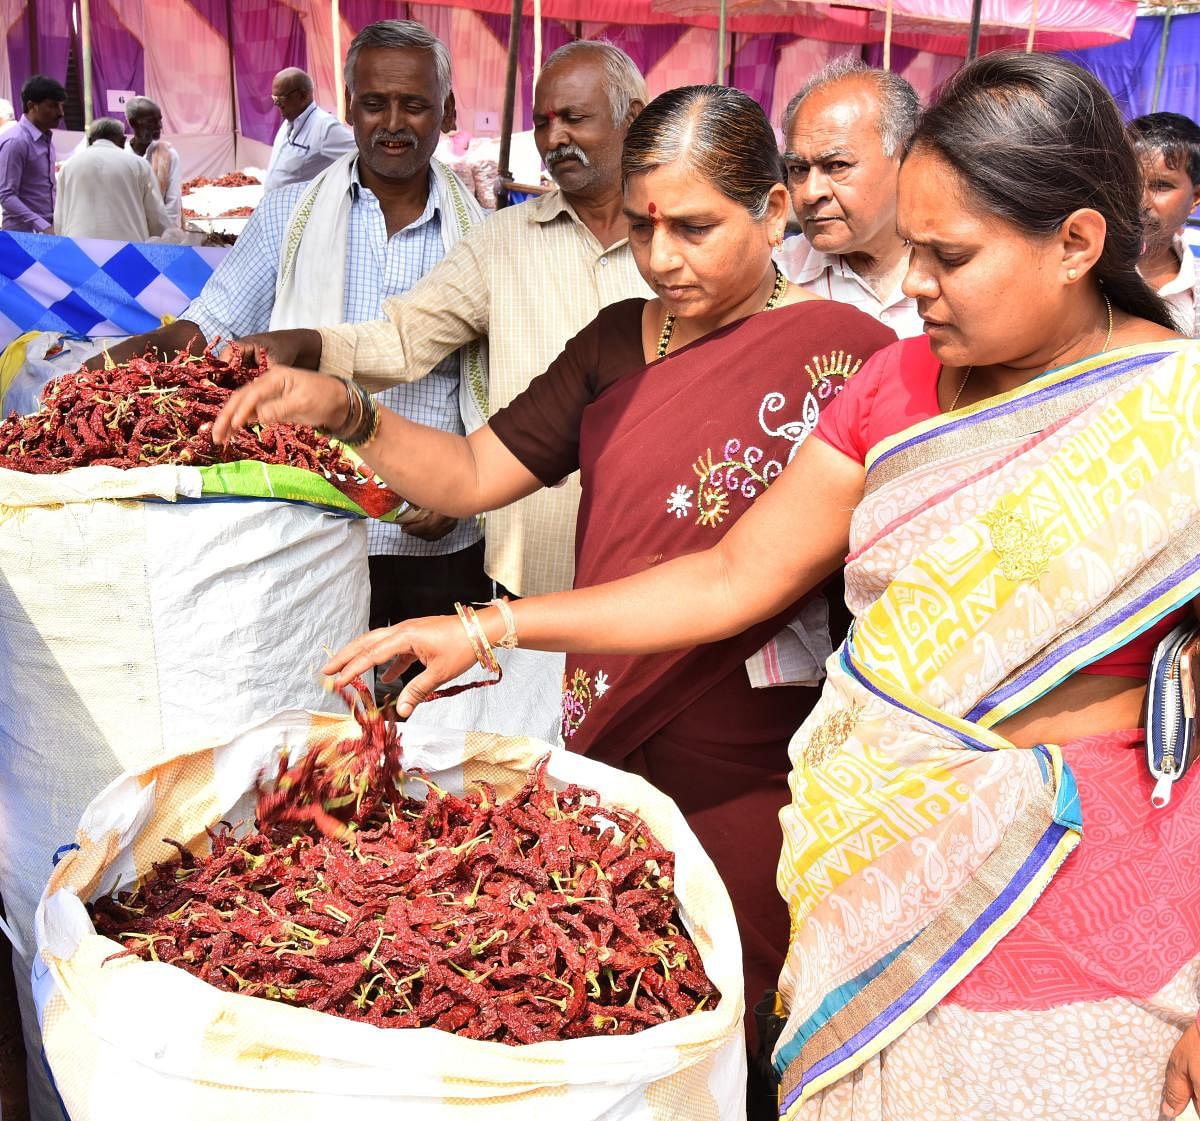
xmin=264 ymin=67 xmax=355 ymax=192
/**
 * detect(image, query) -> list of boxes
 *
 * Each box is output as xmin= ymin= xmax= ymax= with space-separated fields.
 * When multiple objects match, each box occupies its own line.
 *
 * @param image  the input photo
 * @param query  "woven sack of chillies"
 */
xmin=37 ymin=710 xmax=747 ymax=1121
xmin=0 ymin=341 xmax=408 ymax=521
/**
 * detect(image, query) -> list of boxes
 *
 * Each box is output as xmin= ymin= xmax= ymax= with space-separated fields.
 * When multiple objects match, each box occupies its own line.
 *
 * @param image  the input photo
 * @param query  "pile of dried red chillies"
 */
xmin=182 ymin=171 xmax=261 ymax=192
xmin=91 ymin=685 xmax=719 ymax=1043
xmin=0 ymin=342 xmax=398 ymax=516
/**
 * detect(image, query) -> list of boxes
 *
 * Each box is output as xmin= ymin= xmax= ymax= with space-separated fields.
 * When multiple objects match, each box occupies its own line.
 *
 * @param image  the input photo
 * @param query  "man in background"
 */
xmin=124 ymin=96 xmax=182 ymax=227
xmin=1129 ymin=111 xmax=1200 ymax=338
xmin=264 ymin=67 xmax=356 ymax=191
xmin=778 ymin=57 xmax=923 ymax=337
xmin=54 ymin=117 xmax=170 ymax=241
xmin=0 ymin=75 xmax=65 ymax=232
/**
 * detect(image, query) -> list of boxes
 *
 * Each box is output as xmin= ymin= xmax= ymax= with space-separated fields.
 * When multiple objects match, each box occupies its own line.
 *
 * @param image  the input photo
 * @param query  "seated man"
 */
xmin=54 ymin=117 xmax=170 ymax=241
xmin=1128 ymin=111 xmax=1200 ymax=338
xmin=94 ymin=20 xmax=492 ymax=630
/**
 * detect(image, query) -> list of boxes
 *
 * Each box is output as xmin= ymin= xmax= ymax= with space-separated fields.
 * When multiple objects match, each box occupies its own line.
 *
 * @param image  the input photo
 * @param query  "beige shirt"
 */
xmin=1154 ymin=232 xmax=1200 ymax=339
xmin=53 ymin=139 xmax=170 ymax=242
xmin=320 ymin=189 xmax=650 ymax=596
xmin=776 ymin=235 xmax=925 ymax=339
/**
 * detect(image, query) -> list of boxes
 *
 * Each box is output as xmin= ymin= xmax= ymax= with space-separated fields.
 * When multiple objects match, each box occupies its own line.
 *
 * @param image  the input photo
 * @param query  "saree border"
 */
xmin=776 ymin=649 xmax=1080 ymax=1112
xmin=862 ymin=343 xmax=1186 ymax=493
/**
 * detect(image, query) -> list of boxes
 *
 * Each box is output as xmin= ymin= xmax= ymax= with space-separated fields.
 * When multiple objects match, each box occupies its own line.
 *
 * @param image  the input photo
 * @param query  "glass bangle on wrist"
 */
xmin=328 ymin=377 xmax=380 ymax=447
xmin=491 ymin=598 xmax=518 ymax=649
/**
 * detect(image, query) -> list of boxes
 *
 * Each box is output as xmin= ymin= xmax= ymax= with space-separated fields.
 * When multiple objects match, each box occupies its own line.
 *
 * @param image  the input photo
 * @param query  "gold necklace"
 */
xmin=656 ymin=266 xmax=788 ymax=360
xmin=947 ymin=294 xmax=1114 ymax=412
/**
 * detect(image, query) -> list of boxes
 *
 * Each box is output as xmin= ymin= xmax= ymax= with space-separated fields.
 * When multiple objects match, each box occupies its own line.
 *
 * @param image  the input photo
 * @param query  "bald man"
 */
xmin=264 ymin=67 xmax=355 ymax=191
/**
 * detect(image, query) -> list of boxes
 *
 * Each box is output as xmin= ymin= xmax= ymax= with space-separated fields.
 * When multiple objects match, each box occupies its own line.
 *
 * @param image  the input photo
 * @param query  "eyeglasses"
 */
xmin=271 ymin=90 xmax=301 ymax=106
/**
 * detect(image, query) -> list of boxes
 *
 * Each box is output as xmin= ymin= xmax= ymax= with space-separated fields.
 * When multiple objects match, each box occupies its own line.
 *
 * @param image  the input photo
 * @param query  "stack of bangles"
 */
xmin=330 ymin=376 xmax=381 ymax=447
xmin=425 ymin=599 xmax=519 ymax=701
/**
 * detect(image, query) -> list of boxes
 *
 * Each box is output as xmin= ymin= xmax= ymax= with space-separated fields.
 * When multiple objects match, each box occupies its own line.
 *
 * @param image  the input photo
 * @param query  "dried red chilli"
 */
xmin=90 ymin=682 xmax=720 ymax=1043
xmin=0 ymin=341 xmax=399 ymax=518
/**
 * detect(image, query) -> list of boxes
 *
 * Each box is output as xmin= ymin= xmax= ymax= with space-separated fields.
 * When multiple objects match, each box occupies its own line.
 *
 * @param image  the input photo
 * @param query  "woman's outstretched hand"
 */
xmin=322 ymin=615 xmax=478 ymax=718
xmin=212 ymin=366 xmax=349 ymax=444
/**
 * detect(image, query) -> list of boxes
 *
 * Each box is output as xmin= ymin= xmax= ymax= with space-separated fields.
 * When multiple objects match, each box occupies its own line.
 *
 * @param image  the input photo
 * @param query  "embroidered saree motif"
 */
xmin=773 ymin=341 xmax=1200 ymax=1117
xmin=665 ymin=364 xmax=860 ymax=529
xmin=561 ymin=667 xmax=610 ymax=740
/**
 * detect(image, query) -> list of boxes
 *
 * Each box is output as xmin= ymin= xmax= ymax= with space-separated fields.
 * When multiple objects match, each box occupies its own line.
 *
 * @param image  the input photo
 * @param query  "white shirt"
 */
xmin=1153 ymin=232 xmax=1200 ymax=339
xmin=143 ymin=139 xmax=182 ymax=226
xmin=264 ymin=103 xmax=356 ymax=192
xmin=776 ymin=235 xmax=925 ymax=338
xmin=53 ymin=139 xmax=170 ymax=241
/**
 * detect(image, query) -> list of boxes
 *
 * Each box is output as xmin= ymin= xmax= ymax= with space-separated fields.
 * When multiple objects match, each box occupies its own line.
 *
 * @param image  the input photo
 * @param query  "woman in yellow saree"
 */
xmin=316 ymin=53 xmax=1199 ymax=1120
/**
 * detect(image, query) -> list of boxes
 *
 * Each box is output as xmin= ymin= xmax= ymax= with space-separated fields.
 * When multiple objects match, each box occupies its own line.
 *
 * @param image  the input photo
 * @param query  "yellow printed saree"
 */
xmin=773 ymin=340 xmax=1200 ymax=1119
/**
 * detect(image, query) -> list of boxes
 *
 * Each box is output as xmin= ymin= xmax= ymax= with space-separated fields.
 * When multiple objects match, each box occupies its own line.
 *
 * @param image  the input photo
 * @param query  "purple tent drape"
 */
xmin=6 ymin=2 xmax=71 ymax=111
xmin=1061 ymin=12 xmax=1200 ymax=122
xmin=231 ymin=0 xmax=307 ymax=144
xmin=730 ymin=32 xmax=781 ymax=119
xmin=90 ymin=0 xmax=145 ymax=123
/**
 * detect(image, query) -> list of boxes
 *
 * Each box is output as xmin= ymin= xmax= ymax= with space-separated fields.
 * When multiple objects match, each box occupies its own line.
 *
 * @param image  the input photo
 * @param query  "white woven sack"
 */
xmin=0 ymin=464 xmax=369 ymax=1121
xmin=35 ymin=715 xmax=747 ymax=1121
xmin=405 ymin=646 xmax=567 ymax=746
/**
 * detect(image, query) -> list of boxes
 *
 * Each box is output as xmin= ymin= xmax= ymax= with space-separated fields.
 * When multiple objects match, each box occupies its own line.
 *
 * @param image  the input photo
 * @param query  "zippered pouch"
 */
xmin=1144 ymin=620 xmax=1200 ymax=808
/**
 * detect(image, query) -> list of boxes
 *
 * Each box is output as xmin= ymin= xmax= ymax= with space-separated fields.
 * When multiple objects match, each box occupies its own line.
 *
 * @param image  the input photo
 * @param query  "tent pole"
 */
xmin=1151 ymin=4 xmax=1175 ymax=112
xmin=966 ymin=0 xmax=982 ymax=60
xmin=225 ymin=0 xmax=239 ymax=166
xmin=533 ymin=0 xmax=543 ymax=81
xmin=1024 ymin=0 xmax=1038 ymax=51
xmin=80 ymin=0 xmax=93 ymax=126
xmin=497 ymin=0 xmax=524 ymax=208
xmin=882 ymin=0 xmax=893 ymax=71
xmin=332 ymin=0 xmax=345 ymax=121
xmin=716 ymin=0 xmax=727 ymax=84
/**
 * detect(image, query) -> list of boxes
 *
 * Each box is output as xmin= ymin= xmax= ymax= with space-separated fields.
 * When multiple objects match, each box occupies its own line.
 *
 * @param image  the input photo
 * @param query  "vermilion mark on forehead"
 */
xmin=647 ymin=201 xmax=658 ymax=222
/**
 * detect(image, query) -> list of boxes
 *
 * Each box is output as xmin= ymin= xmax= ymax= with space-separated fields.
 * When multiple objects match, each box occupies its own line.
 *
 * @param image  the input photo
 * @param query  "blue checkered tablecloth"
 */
xmin=0 ymin=232 xmax=229 ymax=346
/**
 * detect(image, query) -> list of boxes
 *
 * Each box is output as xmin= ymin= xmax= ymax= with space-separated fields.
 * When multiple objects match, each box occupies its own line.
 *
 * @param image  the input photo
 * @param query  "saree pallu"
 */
xmin=566 ymin=300 xmax=892 ymax=1030
xmin=773 ymin=340 xmax=1200 ymax=1120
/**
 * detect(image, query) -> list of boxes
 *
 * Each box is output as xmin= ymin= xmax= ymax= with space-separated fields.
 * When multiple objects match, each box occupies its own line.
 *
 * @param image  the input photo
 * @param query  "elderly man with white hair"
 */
xmin=54 ymin=117 xmax=170 ymax=241
xmin=124 ymin=96 xmax=181 ymax=226
xmin=778 ymin=56 xmax=923 ymax=337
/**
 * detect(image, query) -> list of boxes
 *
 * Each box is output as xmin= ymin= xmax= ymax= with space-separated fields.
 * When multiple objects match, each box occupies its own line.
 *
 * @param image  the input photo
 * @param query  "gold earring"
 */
xmin=1067 ymin=267 xmax=1078 ymax=280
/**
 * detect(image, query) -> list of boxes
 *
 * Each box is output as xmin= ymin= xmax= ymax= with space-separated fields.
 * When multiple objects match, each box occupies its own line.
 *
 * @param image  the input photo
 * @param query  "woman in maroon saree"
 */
xmin=214 ymin=85 xmax=894 ymax=1044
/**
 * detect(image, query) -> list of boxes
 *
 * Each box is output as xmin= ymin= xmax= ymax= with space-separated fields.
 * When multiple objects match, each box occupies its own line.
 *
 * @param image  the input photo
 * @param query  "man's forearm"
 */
xmin=83 ymin=319 xmax=206 ymax=370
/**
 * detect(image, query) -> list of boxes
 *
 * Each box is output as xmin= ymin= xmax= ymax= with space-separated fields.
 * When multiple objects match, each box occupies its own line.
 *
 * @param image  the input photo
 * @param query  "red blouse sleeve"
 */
xmin=815 ymin=335 xmax=941 ymax=464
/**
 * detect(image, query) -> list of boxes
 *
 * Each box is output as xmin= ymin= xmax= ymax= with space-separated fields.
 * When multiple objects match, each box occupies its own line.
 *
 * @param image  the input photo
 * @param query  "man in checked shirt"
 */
xmin=94 ymin=20 xmax=493 ymax=631
xmin=238 ymin=39 xmax=652 ymax=601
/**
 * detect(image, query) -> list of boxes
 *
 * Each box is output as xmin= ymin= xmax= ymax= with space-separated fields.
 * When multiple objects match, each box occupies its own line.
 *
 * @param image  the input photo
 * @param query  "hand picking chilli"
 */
xmin=90 ymin=683 xmax=720 ymax=1043
xmin=0 ymin=341 xmax=399 ymax=518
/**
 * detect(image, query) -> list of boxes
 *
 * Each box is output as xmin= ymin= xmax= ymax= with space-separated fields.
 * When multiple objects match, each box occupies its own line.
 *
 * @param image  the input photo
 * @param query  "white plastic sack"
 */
xmin=0 ymin=332 xmax=105 ymax=417
xmin=405 ymin=646 xmax=567 ymax=746
xmin=0 ymin=464 xmax=369 ymax=1121
xmin=35 ymin=715 xmax=747 ymax=1121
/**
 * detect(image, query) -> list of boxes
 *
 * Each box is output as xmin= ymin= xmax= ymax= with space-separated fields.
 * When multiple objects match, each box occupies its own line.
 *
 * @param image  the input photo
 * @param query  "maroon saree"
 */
xmin=564 ymin=298 xmax=895 ymax=1026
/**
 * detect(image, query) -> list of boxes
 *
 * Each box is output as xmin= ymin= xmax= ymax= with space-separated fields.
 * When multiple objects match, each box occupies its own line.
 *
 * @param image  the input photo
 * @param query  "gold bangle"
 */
xmin=490 ymin=597 xmax=518 ymax=649
xmin=455 ymin=602 xmax=500 ymax=674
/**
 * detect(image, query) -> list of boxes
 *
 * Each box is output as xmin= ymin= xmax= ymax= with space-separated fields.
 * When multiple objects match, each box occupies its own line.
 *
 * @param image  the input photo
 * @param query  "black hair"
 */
xmin=1128 ymin=111 xmax=1200 ymax=187
xmin=21 ymin=75 xmax=66 ymax=111
xmin=622 ymin=85 xmax=784 ymax=220
xmin=908 ymin=51 xmax=1175 ymax=331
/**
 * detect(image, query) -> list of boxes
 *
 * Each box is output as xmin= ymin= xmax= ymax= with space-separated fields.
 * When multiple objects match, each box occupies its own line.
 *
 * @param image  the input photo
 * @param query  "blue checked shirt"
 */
xmin=184 ymin=164 xmax=478 ymax=557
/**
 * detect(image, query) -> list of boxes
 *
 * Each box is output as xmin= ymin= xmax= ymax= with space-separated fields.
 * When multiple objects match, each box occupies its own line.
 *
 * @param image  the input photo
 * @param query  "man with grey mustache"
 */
xmin=237 ymin=39 xmax=652 ymax=601
xmin=90 ymin=20 xmax=495 ymax=631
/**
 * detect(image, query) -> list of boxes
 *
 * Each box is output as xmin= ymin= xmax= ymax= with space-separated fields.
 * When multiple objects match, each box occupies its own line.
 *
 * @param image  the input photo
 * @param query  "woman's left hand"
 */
xmin=1160 ymin=1021 xmax=1200 ymax=1119
xmin=212 ymin=366 xmax=349 ymax=444
xmin=323 ymin=615 xmax=479 ymax=718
